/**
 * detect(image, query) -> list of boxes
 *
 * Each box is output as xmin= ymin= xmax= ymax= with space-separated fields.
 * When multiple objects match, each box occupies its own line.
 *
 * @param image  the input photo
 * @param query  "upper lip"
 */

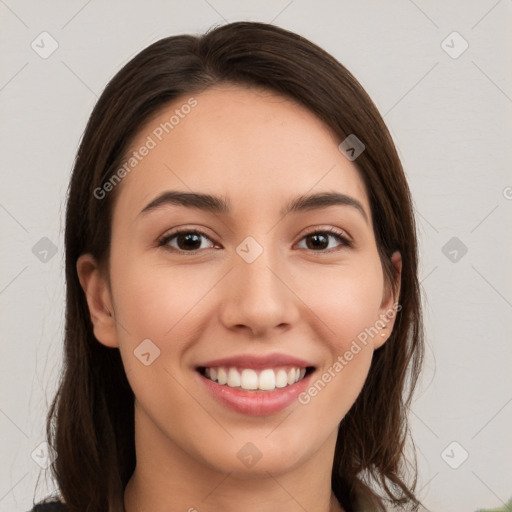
xmin=197 ymin=352 xmax=316 ymax=370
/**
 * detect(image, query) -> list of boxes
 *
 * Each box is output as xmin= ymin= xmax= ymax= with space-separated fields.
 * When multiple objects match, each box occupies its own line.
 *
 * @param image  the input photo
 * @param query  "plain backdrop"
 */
xmin=1 ymin=1 xmax=511 ymax=511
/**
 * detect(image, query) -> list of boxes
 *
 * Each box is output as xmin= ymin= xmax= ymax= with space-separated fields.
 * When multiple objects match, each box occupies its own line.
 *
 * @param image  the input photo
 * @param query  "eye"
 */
xmin=296 ymin=227 xmax=352 ymax=252
xmin=158 ymin=227 xmax=352 ymax=254
xmin=158 ymin=229 xmax=217 ymax=252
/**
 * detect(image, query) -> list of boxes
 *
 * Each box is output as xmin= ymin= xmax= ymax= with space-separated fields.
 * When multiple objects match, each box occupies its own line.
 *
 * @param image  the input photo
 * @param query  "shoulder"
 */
xmin=28 ymin=497 xmax=67 ymax=512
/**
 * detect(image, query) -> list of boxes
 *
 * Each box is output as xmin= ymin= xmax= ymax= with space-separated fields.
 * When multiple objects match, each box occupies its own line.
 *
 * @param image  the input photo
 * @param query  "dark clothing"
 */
xmin=29 ymin=499 xmax=66 ymax=512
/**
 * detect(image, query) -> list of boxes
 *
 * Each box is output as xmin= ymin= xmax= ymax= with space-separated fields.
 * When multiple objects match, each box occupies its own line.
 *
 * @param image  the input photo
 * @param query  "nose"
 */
xmin=219 ymin=244 xmax=301 ymax=337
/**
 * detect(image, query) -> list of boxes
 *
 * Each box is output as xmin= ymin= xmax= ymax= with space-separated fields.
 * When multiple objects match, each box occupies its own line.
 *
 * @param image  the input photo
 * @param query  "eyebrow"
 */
xmin=139 ymin=190 xmax=369 ymax=224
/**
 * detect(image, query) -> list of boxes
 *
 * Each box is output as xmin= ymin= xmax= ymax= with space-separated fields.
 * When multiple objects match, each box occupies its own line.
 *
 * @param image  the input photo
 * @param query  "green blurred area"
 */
xmin=476 ymin=497 xmax=512 ymax=512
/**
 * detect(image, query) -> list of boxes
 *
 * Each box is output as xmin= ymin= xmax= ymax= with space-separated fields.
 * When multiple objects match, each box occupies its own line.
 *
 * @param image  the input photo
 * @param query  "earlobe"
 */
xmin=375 ymin=251 xmax=402 ymax=350
xmin=76 ymin=254 xmax=119 ymax=348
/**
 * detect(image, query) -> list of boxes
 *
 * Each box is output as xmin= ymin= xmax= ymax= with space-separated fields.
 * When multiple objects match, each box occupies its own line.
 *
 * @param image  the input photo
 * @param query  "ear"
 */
xmin=76 ymin=254 xmax=119 ymax=348
xmin=374 ymin=251 xmax=402 ymax=349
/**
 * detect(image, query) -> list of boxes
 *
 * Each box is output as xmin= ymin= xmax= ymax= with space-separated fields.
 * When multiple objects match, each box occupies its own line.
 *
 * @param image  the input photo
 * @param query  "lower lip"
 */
xmin=198 ymin=370 xmax=314 ymax=416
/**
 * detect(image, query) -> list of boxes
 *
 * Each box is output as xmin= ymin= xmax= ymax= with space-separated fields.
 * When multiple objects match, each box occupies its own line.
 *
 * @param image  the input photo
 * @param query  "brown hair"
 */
xmin=40 ymin=21 xmax=425 ymax=512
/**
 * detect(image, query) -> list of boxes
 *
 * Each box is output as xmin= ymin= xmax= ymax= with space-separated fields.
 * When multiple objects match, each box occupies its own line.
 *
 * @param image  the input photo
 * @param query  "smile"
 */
xmin=199 ymin=366 xmax=312 ymax=391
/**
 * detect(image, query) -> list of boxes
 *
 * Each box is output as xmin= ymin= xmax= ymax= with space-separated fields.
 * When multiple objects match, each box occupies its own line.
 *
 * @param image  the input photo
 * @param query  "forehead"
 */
xmin=112 ymin=84 xmax=371 ymax=223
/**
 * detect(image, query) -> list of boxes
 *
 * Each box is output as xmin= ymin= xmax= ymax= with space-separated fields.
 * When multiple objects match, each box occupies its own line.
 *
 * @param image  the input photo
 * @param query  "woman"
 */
xmin=31 ymin=21 xmax=425 ymax=512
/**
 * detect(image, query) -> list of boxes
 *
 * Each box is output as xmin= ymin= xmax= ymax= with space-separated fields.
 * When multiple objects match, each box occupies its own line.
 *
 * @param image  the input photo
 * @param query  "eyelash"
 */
xmin=157 ymin=227 xmax=353 ymax=254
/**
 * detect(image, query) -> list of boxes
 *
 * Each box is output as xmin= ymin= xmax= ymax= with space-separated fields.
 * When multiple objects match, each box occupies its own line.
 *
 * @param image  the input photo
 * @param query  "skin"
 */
xmin=77 ymin=83 xmax=401 ymax=512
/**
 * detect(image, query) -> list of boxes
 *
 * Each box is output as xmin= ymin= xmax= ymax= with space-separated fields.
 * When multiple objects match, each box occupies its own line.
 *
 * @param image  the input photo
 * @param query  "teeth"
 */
xmin=275 ymin=369 xmax=288 ymax=388
xmin=258 ymin=369 xmax=275 ymax=390
xmin=227 ymin=368 xmax=241 ymax=388
xmin=217 ymin=368 xmax=227 ymax=385
xmin=241 ymin=369 xmax=258 ymax=390
xmin=203 ymin=366 xmax=309 ymax=391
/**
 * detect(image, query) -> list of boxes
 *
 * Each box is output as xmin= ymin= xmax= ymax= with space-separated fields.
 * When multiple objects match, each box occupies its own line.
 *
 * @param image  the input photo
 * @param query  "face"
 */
xmin=78 ymin=83 xmax=401 ymax=479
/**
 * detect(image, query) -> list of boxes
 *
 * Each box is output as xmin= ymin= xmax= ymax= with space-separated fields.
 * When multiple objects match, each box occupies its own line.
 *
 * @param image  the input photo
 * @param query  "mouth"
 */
xmin=195 ymin=352 xmax=317 ymax=415
xmin=196 ymin=364 xmax=316 ymax=416
xmin=197 ymin=365 xmax=316 ymax=392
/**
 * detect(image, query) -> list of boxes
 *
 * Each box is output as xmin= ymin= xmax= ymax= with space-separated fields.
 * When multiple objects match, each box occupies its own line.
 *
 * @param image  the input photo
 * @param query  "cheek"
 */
xmin=295 ymin=258 xmax=383 ymax=413
xmin=109 ymin=258 xmax=203 ymax=417
xmin=111 ymin=256 xmax=210 ymax=339
xmin=298 ymin=344 xmax=374 ymax=436
xmin=109 ymin=255 xmax=220 ymax=393
xmin=301 ymin=257 xmax=384 ymax=346
xmin=296 ymin=264 xmax=383 ymax=420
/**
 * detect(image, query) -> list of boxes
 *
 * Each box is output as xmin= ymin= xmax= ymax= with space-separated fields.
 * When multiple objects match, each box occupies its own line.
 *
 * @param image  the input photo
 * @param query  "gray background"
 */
xmin=1 ymin=1 xmax=511 ymax=511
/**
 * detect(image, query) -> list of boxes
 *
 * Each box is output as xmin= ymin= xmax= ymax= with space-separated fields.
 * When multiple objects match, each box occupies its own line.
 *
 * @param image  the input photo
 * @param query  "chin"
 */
xmin=196 ymin=435 xmax=312 ymax=478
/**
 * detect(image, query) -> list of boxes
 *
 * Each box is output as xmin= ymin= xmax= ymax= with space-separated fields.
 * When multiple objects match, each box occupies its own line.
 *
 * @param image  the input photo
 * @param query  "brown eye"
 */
xmin=297 ymin=228 xmax=352 ymax=252
xmin=159 ymin=230 xmax=215 ymax=252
